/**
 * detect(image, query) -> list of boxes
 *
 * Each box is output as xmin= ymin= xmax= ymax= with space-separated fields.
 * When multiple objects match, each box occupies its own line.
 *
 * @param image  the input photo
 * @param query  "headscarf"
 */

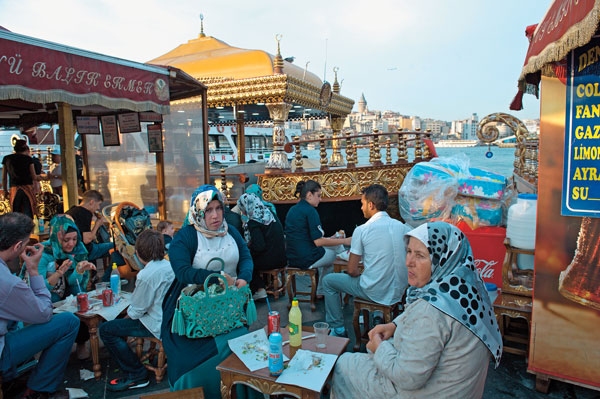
xmin=245 ymin=183 xmax=277 ymax=216
xmin=237 ymin=192 xmax=275 ymax=242
xmin=404 ymin=221 xmax=502 ymax=366
xmin=187 ymin=184 xmax=228 ymax=238
xmin=45 ymin=214 xmax=88 ymax=263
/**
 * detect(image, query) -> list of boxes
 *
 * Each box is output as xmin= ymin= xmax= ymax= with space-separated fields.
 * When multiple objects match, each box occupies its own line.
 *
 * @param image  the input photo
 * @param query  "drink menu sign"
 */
xmin=563 ymin=36 xmax=600 ymax=217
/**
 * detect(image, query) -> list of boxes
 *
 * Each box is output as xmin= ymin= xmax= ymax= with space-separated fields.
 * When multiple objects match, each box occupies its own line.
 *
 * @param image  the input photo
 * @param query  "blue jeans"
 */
xmin=322 ymin=273 xmax=369 ymax=329
xmin=0 ymin=312 xmax=79 ymax=392
xmin=87 ymin=242 xmax=114 ymax=262
xmin=98 ymin=318 xmax=149 ymax=379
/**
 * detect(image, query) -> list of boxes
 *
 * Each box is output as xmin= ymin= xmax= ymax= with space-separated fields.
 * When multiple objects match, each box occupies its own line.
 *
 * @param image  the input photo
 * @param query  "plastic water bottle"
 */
xmin=268 ymin=332 xmax=284 ymax=376
xmin=288 ymin=298 xmax=302 ymax=347
xmin=110 ymin=263 xmax=121 ymax=297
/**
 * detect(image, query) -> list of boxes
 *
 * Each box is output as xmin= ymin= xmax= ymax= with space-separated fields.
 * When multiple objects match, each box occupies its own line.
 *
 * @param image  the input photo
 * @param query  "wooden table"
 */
xmin=217 ymin=329 xmax=349 ymax=399
xmin=54 ymin=292 xmax=131 ymax=379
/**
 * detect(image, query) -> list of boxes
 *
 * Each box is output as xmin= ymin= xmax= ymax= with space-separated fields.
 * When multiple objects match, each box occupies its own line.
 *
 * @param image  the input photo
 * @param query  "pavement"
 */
xmin=3 ymin=274 xmax=599 ymax=399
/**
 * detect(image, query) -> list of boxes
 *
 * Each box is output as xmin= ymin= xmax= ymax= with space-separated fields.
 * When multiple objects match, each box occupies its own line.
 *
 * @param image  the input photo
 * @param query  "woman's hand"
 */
xmin=366 ymin=322 xmax=396 ymax=353
xmin=76 ymin=261 xmax=96 ymax=274
xmin=234 ymin=279 xmax=248 ymax=288
xmin=366 ymin=331 xmax=384 ymax=353
xmin=220 ymin=272 xmax=236 ymax=286
xmin=56 ymin=259 xmax=72 ymax=275
xmin=368 ymin=322 xmax=396 ymax=341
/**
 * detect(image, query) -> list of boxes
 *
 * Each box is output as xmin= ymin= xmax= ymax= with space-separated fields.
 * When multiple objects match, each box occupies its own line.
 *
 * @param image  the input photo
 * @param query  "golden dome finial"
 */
xmin=274 ymin=34 xmax=284 ymax=74
xmin=199 ymin=13 xmax=206 ymax=37
xmin=332 ymin=67 xmax=340 ymax=93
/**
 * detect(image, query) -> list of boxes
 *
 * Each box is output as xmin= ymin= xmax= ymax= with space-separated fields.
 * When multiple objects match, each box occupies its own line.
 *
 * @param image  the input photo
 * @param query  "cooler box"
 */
xmin=455 ymin=221 xmax=506 ymax=288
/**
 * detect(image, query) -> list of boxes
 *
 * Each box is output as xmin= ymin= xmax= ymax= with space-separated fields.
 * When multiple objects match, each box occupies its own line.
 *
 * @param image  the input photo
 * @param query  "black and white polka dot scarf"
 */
xmin=405 ymin=222 xmax=503 ymax=366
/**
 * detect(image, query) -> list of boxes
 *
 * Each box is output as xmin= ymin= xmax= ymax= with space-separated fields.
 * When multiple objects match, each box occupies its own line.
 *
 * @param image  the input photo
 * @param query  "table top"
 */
xmin=217 ymin=328 xmax=349 ymax=387
xmin=53 ymin=291 xmax=131 ymax=321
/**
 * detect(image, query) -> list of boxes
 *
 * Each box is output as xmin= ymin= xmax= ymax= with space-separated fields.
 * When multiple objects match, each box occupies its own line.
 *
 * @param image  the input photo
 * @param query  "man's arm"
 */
xmin=7 ymin=243 xmax=54 ymax=324
xmin=346 ymin=252 xmax=362 ymax=277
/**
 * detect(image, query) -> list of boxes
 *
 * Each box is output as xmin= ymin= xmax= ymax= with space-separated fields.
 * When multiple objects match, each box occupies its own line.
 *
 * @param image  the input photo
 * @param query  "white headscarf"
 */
xmin=187 ymin=185 xmax=228 ymax=238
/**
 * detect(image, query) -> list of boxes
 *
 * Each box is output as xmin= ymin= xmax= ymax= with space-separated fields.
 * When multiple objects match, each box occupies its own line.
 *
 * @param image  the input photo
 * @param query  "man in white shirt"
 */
xmin=98 ymin=229 xmax=174 ymax=392
xmin=322 ymin=184 xmax=410 ymax=337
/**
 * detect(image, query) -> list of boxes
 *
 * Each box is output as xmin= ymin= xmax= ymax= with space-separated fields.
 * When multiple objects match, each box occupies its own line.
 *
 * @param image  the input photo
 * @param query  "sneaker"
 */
xmin=107 ymin=376 xmax=150 ymax=392
xmin=329 ymin=327 xmax=348 ymax=338
xmin=76 ymin=343 xmax=90 ymax=360
xmin=252 ymin=288 xmax=267 ymax=300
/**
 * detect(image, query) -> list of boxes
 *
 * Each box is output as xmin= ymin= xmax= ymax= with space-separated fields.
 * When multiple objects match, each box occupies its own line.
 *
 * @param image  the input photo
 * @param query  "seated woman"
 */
xmin=331 ymin=221 xmax=502 ymax=399
xmin=161 ymin=185 xmax=255 ymax=397
xmin=237 ymin=192 xmax=286 ymax=300
xmin=22 ymin=214 xmax=96 ymax=360
xmin=284 ymin=180 xmax=351 ymax=297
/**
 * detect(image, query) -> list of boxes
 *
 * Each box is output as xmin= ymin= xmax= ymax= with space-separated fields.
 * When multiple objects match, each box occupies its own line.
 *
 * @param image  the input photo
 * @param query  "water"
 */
xmin=304 ymin=146 xmax=516 ymax=178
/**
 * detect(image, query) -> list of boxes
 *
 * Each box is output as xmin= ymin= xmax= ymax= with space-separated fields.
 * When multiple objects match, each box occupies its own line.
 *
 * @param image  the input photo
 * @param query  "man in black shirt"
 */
xmin=66 ymin=190 xmax=113 ymax=261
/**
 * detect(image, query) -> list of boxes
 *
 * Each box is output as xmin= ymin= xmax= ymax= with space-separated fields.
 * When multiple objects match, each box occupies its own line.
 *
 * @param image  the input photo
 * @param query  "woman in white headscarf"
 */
xmin=331 ymin=221 xmax=502 ymax=399
xmin=161 ymin=185 xmax=254 ymax=397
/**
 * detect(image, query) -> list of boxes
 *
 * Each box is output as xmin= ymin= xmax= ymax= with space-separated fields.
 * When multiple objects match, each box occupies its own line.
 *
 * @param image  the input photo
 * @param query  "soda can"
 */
xmin=77 ymin=293 xmax=89 ymax=312
xmin=267 ymin=311 xmax=280 ymax=336
xmin=102 ymin=288 xmax=113 ymax=306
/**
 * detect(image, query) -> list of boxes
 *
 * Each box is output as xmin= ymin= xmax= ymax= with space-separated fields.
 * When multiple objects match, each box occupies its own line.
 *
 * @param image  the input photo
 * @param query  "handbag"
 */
xmin=171 ymin=257 xmax=257 ymax=338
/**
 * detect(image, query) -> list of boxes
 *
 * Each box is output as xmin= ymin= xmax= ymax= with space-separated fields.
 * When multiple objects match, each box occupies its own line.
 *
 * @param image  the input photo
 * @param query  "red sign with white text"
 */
xmin=0 ymin=32 xmax=170 ymax=111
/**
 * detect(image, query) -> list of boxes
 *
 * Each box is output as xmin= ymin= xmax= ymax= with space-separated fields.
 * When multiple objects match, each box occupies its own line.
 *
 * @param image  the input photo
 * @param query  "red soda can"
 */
xmin=102 ymin=288 xmax=113 ymax=306
xmin=77 ymin=293 xmax=89 ymax=312
xmin=267 ymin=311 xmax=280 ymax=336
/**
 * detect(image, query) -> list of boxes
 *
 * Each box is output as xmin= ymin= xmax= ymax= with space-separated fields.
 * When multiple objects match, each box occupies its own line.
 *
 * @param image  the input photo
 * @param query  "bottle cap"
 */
xmin=292 ymin=298 xmax=299 ymax=306
xmin=112 ymin=263 xmax=117 ymax=269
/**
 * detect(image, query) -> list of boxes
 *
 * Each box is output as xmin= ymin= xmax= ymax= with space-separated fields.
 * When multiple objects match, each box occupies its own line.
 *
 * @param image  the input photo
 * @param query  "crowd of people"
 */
xmin=0 ymin=153 xmax=503 ymax=398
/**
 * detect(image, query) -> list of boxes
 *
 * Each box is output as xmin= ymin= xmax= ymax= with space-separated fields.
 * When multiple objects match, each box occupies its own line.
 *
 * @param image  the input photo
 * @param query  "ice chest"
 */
xmin=455 ymin=221 xmax=506 ymax=287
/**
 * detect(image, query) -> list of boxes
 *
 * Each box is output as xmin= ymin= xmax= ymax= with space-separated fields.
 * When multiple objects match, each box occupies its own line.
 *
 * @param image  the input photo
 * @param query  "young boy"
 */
xmin=98 ymin=229 xmax=175 ymax=392
xmin=156 ymin=220 xmax=174 ymax=250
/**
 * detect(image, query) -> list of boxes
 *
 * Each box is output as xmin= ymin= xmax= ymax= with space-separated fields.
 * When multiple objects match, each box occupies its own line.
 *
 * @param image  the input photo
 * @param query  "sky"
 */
xmin=0 ymin=0 xmax=550 ymax=122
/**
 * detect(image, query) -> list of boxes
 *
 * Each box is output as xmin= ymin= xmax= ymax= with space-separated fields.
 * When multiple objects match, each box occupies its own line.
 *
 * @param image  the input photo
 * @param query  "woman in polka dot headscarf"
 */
xmin=331 ymin=221 xmax=502 ymax=399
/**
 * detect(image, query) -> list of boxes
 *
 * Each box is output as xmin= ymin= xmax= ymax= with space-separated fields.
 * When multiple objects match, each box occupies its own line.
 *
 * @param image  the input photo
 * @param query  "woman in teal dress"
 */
xmin=22 ymin=214 xmax=96 ymax=359
xmin=35 ymin=215 xmax=96 ymax=301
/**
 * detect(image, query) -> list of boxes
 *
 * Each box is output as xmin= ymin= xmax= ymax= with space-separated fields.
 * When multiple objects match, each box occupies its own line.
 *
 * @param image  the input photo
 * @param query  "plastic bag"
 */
xmin=398 ymin=161 xmax=458 ymax=228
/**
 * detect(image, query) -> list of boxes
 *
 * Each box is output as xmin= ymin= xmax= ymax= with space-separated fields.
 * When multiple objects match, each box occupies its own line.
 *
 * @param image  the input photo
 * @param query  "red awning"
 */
xmin=520 ymin=0 xmax=600 ymax=80
xmin=511 ymin=0 xmax=600 ymax=110
xmin=0 ymin=29 xmax=171 ymax=115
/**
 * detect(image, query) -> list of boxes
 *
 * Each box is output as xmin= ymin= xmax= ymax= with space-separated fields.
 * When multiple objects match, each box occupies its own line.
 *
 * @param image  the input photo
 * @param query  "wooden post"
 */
xmin=57 ymin=102 xmax=77 ymax=210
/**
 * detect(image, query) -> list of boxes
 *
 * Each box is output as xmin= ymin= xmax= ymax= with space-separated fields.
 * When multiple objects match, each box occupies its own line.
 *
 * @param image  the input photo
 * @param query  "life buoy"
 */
xmin=231 ymin=125 xmax=237 ymax=133
xmin=217 ymin=126 xmax=224 ymax=133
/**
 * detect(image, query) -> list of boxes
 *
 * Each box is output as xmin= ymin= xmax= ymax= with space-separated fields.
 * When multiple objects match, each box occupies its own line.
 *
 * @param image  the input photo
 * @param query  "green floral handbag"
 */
xmin=171 ymin=258 xmax=257 ymax=338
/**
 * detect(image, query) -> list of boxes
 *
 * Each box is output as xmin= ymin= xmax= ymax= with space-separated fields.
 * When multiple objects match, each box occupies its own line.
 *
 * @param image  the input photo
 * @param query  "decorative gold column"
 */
xmin=265 ymin=102 xmax=292 ymax=172
xmin=328 ymin=116 xmax=346 ymax=167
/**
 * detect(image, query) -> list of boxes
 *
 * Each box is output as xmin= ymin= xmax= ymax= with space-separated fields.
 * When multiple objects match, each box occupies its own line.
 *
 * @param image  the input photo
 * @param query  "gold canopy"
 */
xmin=148 ymin=32 xmax=354 ymax=121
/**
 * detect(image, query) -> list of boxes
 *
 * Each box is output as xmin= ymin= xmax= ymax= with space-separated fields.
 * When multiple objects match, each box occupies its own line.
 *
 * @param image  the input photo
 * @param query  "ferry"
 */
xmin=492 ymin=135 xmax=517 ymax=148
xmin=208 ymin=126 xmax=300 ymax=165
xmin=435 ymin=139 xmax=479 ymax=148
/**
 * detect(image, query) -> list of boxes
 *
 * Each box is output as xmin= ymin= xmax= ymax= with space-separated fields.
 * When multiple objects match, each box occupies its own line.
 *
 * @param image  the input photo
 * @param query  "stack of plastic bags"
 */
xmin=398 ymin=155 xmax=513 ymax=229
